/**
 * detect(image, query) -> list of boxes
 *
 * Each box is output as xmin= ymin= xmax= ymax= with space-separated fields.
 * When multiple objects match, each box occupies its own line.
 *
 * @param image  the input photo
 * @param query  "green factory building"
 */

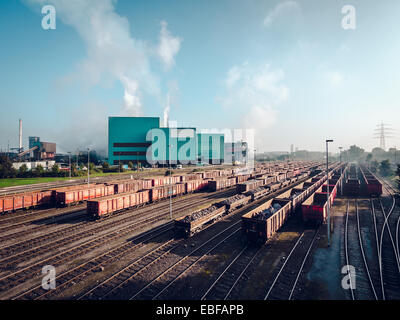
xmin=108 ymin=117 xmax=225 ymax=167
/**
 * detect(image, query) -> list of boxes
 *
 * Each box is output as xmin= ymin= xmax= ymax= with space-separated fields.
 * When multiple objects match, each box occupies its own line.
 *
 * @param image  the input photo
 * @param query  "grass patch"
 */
xmin=0 ymin=170 xmax=145 ymax=188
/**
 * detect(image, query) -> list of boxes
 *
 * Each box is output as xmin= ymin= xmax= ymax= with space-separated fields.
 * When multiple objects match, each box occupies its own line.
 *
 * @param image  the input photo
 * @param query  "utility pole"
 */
xmin=326 ymin=139 xmax=333 ymax=246
xmin=339 ymin=147 xmax=343 ymax=196
xmin=68 ymin=152 xmax=71 ymax=179
xmin=169 ymin=186 xmax=173 ymax=220
xmin=87 ymin=147 xmax=90 ymax=187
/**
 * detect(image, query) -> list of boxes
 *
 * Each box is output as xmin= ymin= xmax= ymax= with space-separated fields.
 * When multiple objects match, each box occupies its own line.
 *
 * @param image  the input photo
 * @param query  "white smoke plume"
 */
xmin=26 ymin=0 xmax=181 ymax=117
xmin=158 ymin=20 xmax=182 ymax=70
xmin=163 ymin=93 xmax=170 ymax=127
xmin=220 ymin=62 xmax=289 ymax=151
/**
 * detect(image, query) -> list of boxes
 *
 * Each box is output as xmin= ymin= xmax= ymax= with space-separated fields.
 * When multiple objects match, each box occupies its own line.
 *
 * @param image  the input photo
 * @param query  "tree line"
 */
xmin=0 ymin=156 xmax=137 ymax=179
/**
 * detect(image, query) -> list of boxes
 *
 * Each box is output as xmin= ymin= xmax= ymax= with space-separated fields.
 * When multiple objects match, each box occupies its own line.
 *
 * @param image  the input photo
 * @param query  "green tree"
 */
xmin=366 ymin=153 xmax=372 ymax=163
xmin=18 ymin=164 xmax=28 ymax=177
xmin=0 ymin=156 xmax=16 ymax=178
xmin=102 ymin=161 xmax=110 ymax=171
xmin=33 ymin=165 xmax=44 ymax=177
xmin=128 ymin=161 xmax=134 ymax=170
xmin=70 ymin=163 xmax=78 ymax=177
xmin=379 ymin=159 xmax=392 ymax=176
xmin=89 ymin=162 xmax=95 ymax=172
xmin=396 ymin=164 xmax=400 ymax=189
xmin=51 ymin=164 xmax=60 ymax=176
xmin=370 ymin=160 xmax=379 ymax=173
xmin=348 ymin=145 xmax=365 ymax=161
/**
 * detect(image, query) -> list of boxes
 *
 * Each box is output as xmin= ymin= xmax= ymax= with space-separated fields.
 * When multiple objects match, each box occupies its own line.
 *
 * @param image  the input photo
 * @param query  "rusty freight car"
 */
xmin=242 ymin=198 xmax=292 ymax=244
xmin=174 ymin=205 xmax=226 ymax=237
xmin=87 ymin=190 xmax=151 ymax=219
xmin=0 ymin=190 xmax=52 ymax=214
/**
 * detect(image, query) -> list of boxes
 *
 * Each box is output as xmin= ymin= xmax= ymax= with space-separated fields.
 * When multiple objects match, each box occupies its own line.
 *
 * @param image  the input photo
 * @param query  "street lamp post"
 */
xmin=68 ymin=152 xmax=71 ymax=179
xmin=326 ymin=139 xmax=333 ymax=246
xmin=169 ymin=186 xmax=173 ymax=220
xmin=339 ymin=147 xmax=343 ymax=195
xmin=87 ymin=148 xmax=90 ymax=187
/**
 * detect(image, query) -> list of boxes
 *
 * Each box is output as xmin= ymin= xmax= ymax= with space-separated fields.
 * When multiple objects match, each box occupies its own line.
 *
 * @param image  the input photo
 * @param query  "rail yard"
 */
xmin=0 ymin=159 xmax=398 ymax=302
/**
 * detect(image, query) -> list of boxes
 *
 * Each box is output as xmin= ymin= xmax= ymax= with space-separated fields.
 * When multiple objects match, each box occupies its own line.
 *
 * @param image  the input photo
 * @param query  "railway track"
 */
xmin=262 ymin=229 xmax=319 ymax=300
xmin=0 ymin=204 xmax=86 ymax=232
xmin=79 ymin=205 xmax=250 ymax=300
xmin=370 ymin=183 xmax=400 ymax=300
xmin=0 ymin=189 xmax=234 ymax=267
xmin=200 ymin=245 xmax=262 ymax=300
xmin=0 ymin=193 xmax=230 ymax=295
xmin=13 ymin=223 xmax=174 ymax=300
xmin=77 ymin=221 xmax=242 ymax=300
xmin=344 ymin=200 xmax=377 ymax=300
xmin=378 ymin=177 xmax=400 ymax=266
xmin=132 ymin=223 xmax=242 ymax=300
xmin=76 ymin=178 xmax=312 ymax=300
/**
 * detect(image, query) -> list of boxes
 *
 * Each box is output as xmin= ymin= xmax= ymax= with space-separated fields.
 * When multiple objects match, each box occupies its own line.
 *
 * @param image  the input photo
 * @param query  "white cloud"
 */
xmin=158 ymin=20 xmax=182 ymax=70
xmin=27 ymin=0 xmax=181 ymax=118
xmin=326 ymin=71 xmax=345 ymax=86
xmin=263 ymin=1 xmax=300 ymax=27
xmin=220 ymin=63 xmax=289 ymax=149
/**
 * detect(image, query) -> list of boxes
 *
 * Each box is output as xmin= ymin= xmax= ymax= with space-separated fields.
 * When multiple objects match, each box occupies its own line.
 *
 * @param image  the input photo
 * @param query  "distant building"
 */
xmin=12 ymin=160 xmax=55 ymax=171
xmin=108 ymin=116 xmax=225 ymax=167
xmin=28 ymin=136 xmax=56 ymax=160
xmin=224 ymin=141 xmax=248 ymax=164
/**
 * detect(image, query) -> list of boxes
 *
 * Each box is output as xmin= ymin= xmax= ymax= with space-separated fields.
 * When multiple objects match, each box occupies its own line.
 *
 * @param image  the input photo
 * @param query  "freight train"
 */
xmin=0 ymin=161 xmax=322 ymax=216
xmin=301 ymin=169 xmax=344 ymax=224
xmin=174 ymin=163 xmax=340 ymax=238
xmin=240 ymin=164 xmax=345 ymax=244
xmin=359 ymin=165 xmax=383 ymax=196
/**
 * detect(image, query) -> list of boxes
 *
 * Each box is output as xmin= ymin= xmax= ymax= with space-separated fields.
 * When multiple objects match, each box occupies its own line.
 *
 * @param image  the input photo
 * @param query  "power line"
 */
xmin=373 ymin=122 xmax=395 ymax=150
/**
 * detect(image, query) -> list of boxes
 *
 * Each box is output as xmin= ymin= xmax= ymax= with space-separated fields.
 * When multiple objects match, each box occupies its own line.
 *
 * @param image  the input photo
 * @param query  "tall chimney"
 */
xmin=19 ymin=119 xmax=22 ymax=151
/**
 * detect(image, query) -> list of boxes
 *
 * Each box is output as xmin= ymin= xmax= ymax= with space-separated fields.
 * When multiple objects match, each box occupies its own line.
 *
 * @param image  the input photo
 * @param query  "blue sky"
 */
xmin=0 ymin=0 xmax=399 ymax=155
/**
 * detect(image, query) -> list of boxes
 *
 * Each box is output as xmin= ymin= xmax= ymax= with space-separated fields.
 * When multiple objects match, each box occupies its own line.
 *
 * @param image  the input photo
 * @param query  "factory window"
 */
xmin=113 ymin=151 xmax=146 ymax=156
xmin=113 ymin=143 xmax=151 ymax=148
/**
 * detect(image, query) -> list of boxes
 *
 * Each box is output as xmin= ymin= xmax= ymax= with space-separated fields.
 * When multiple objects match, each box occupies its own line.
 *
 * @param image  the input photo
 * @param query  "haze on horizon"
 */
xmin=0 ymin=0 xmax=399 ymax=155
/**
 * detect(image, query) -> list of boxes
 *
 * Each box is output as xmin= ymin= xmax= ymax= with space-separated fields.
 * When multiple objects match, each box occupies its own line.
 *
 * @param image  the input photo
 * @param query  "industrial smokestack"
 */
xmin=163 ymin=93 xmax=170 ymax=127
xmin=19 ymin=119 xmax=22 ymax=151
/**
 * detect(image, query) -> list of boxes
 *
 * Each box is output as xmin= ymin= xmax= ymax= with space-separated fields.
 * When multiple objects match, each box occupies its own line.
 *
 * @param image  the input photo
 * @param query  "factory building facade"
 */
xmin=28 ymin=136 xmax=56 ymax=160
xmin=224 ymin=141 xmax=248 ymax=165
xmin=108 ymin=117 xmax=225 ymax=167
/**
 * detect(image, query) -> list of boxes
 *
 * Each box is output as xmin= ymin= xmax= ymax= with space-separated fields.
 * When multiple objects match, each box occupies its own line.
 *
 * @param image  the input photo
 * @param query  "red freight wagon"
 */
xmin=56 ymin=184 xmax=114 ymax=206
xmin=276 ymin=173 xmax=287 ymax=182
xmin=276 ymin=187 xmax=308 ymax=212
xmin=203 ymin=170 xmax=220 ymax=179
xmin=141 ymin=179 xmax=153 ymax=189
xmin=150 ymin=183 xmax=186 ymax=202
xmin=236 ymin=174 xmax=250 ymax=183
xmin=180 ymin=174 xmax=199 ymax=182
xmin=366 ymin=179 xmax=382 ymax=196
xmin=106 ymin=179 xmax=143 ymax=194
xmin=242 ymin=198 xmax=292 ymax=244
xmin=87 ymin=190 xmax=151 ymax=219
xmin=145 ymin=177 xmax=165 ymax=187
xmin=302 ymin=186 xmax=336 ymax=224
xmin=0 ymin=190 xmax=53 ymax=214
xmin=208 ymin=177 xmax=237 ymax=192
xmin=185 ymin=180 xmax=208 ymax=193
xmin=168 ymin=176 xmax=181 ymax=185
xmin=236 ymin=179 xmax=265 ymax=193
